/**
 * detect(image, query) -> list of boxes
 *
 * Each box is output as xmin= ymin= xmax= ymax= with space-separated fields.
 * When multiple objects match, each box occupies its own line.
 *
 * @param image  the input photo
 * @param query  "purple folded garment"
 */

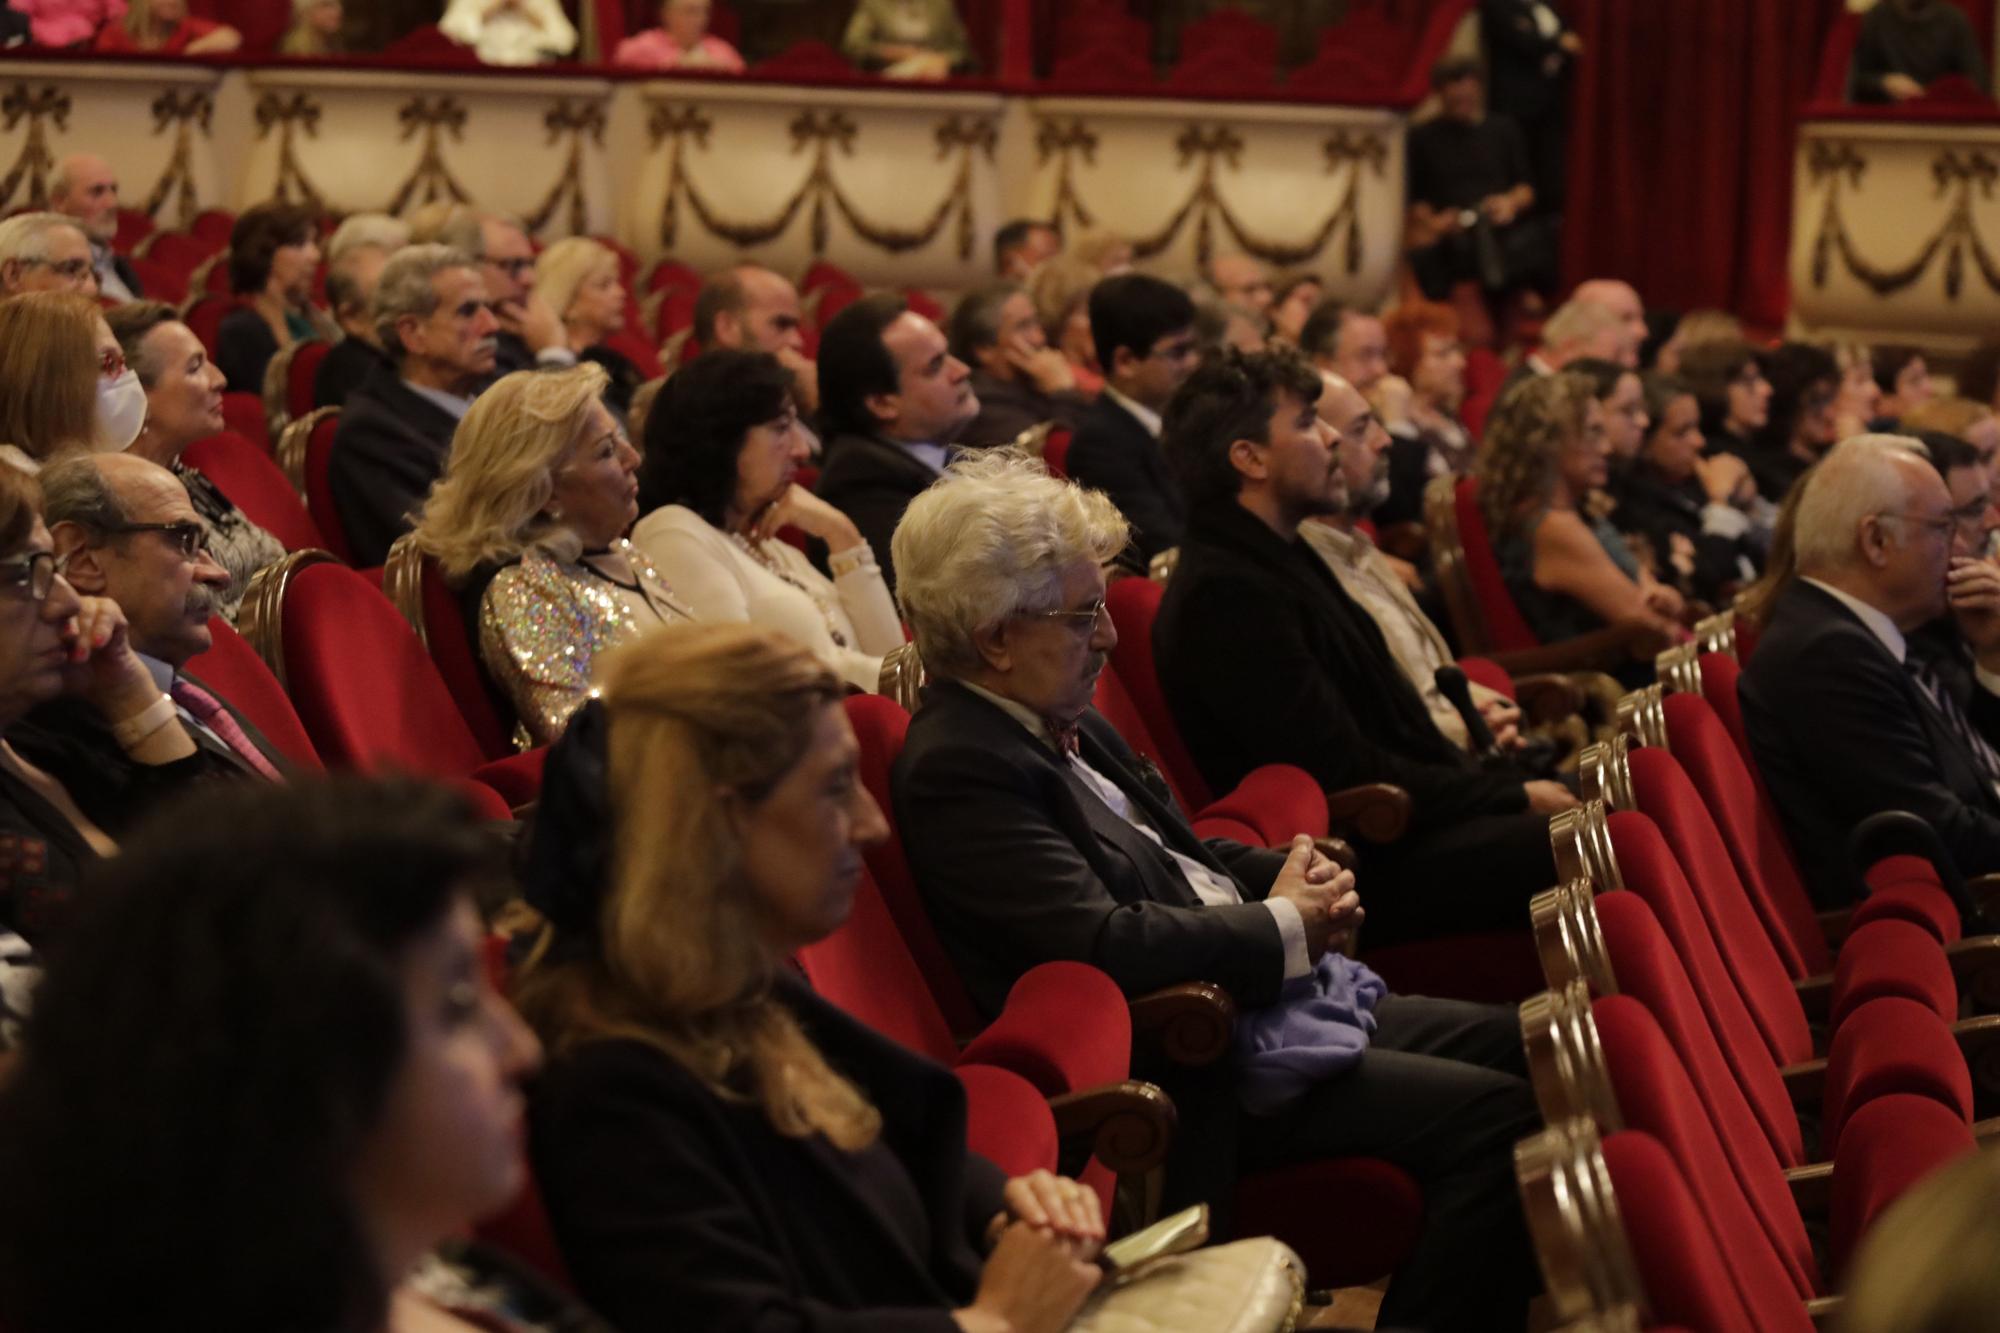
xmin=1234 ymin=953 xmax=1387 ymax=1115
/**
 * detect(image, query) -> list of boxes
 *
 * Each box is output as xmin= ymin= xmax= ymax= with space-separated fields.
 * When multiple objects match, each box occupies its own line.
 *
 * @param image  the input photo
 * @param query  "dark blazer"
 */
xmin=1708 ymin=427 xmax=1807 ymax=506
xmin=960 ymin=371 xmax=1083 ymax=450
xmin=1743 ymin=580 xmax=2000 ymax=905
xmin=812 ymin=430 xmax=944 ymax=598
xmin=1480 ymin=0 xmax=1571 ymax=121
xmin=328 ymin=363 xmax=464 ymax=569
xmin=529 ymin=972 xmax=1003 ymax=1333
xmin=895 ymin=679 xmax=1289 ymax=1019
xmin=1065 ymin=395 xmax=1183 ymax=563
xmin=491 ymin=329 xmax=537 ymax=377
xmin=312 ymin=335 xmax=392 ymax=410
xmin=215 ymin=306 xmax=279 ymax=402
xmin=0 ymin=761 xmax=104 ymax=948
xmin=1156 ymin=500 xmax=1528 ymax=828
xmin=1610 ymin=461 xmax=1758 ymax=606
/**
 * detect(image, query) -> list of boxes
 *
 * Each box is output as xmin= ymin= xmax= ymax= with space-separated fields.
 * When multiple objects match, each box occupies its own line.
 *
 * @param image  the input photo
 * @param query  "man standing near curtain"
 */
xmin=1481 ymin=0 xmax=1582 ymax=212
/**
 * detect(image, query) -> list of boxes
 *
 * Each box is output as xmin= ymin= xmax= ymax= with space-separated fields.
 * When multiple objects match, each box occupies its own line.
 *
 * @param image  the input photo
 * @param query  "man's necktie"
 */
xmin=1905 ymin=655 xmax=2000 ymax=790
xmin=1044 ymin=716 xmax=1081 ymax=758
xmin=170 ymin=678 xmax=283 ymax=781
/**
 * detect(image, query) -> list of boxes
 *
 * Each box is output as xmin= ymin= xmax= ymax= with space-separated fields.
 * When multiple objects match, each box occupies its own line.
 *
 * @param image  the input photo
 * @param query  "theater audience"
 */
xmin=1746 ymin=341 xmax=1842 ymax=501
xmin=613 ymin=0 xmax=743 ymax=70
xmin=517 ymin=623 xmax=1106 ymax=1330
xmin=631 ymin=349 xmax=899 ymax=693
xmin=420 ymin=207 xmax=573 ymax=376
xmin=890 ymin=449 xmax=1542 ymax=1331
xmin=1567 ymin=357 xmax=1648 ymax=466
xmin=0 ymin=291 xmax=139 ymax=472
xmin=841 ymin=0 xmax=970 ymax=78
xmin=1853 ymin=0 xmax=1988 ymax=104
xmin=313 ymin=212 xmax=407 ymax=410
xmin=0 ymin=778 xmax=588 ymax=1332
xmin=14 ymin=0 xmax=120 ymax=48
xmin=1905 ymin=429 xmax=2000 ymax=701
xmin=412 ymin=364 xmax=688 ymax=748
xmin=439 ymin=0 xmax=575 ymax=65
xmin=215 ymin=202 xmax=331 ymax=401
xmin=1872 ymin=344 xmax=1934 ymax=428
xmin=534 ymin=237 xmax=641 ymax=422
xmin=993 ymin=216 xmax=1061 ymax=280
xmin=1903 ymin=395 xmax=2000 ymax=476
xmin=1029 ymin=254 xmax=1103 ymax=399
xmin=1063 ymin=274 xmax=1199 ymax=563
xmin=330 ymin=244 xmax=499 ymax=568
xmin=1192 ymin=299 xmax=1266 ymax=357
xmin=811 ymin=292 xmax=977 ymax=597
xmin=106 ymin=301 xmax=285 ymax=619
xmin=949 ymin=280 xmax=1085 ymax=447
xmin=0 ymin=211 xmax=96 ymax=299
xmin=1378 ymin=298 xmax=1472 ymax=527
xmin=1611 ymin=370 xmax=1762 ymax=608
xmin=692 ymin=263 xmax=818 ymax=415
xmin=1957 ymin=341 xmax=2000 ymax=416
xmin=1300 ymin=300 xmax=1390 ymax=394
xmin=278 ymin=0 xmax=345 ymax=55
xmin=92 ymin=0 xmax=239 ymax=52
xmin=1405 ymin=57 xmax=1554 ymax=304
xmin=47 ymin=154 xmax=135 ymax=300
xmin=1268 ymin=273 xmax=1321 ymax=347
xmin=1206 ymin=253 xmax=1274 ymax=316
xmin=1498 ymin=294 xmax=1634 ymax=401
xmin=1648 ymin=307 xmax=1742 ymax=375
xmin=1680 ymin=337 xmax=1779 ymax=498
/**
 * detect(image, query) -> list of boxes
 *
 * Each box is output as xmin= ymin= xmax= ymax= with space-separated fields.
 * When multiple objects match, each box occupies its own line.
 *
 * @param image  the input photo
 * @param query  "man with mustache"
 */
xmin=11 ymin=454 xmax=284 ymax=835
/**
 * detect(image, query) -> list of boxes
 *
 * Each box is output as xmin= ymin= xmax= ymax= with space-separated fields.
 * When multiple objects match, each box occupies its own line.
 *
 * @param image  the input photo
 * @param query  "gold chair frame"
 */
xmin=235 ymin=547 xmax=342 ymax=691
xmin=1611 ymin=684 xmax=1667 ymax=749
xmin=1576 ymin=734 xmax=1636 ymax=813
xmin=276 ymin=404 xmax=340 ymax=498
xmin=261 ymin=336 xmax=324 ymax=444
xmin=1550 ymin=800 xmax=1624 ymax=893
xmin=1515 ymin=1117 xmax=1650 ymax=1327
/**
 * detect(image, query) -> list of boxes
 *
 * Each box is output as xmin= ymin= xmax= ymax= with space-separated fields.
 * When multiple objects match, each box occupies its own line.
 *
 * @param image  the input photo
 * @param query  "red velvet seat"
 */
xmin=126 ymin=255 xmax=187 ymax=306
xmin=1164 ymin=7 xmax=1278 ymax=94
xmin=1447 ymin=475 xmax=1538 ymax=653
xmin=181 ymin=293 xmax=237 ymax=363
xmin=1828 ymin=1093 xmax=1977 ymax=1282
xmin=220 ymin=390 xmax=268 ymax=454
xmin=300 ymin=411 xmax=354 ymax=565
xmin=602 ymin=329 xmax=665 ymax=381
xmin=383 ymin=540 xmax=517 ymax=760
xmin=113 ymin=206 xmax=154 ymax=253
xmin=181 ymin=431 xmax=327 ymax=554
xmin=284 ymin=339 xmax=332 ymax=426
xmin=139 ymin=230 xmax=218 ymax=277
xmin=181 ymin=615 xmax=322 ymax=770
xmin=801 ymin=261 xmax=863 ymax=330
xmin=1042 ymin=426 xmax=1073 ymax=478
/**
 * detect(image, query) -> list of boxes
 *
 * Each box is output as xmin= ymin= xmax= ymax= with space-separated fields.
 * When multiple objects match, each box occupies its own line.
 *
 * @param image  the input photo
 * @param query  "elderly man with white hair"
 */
xmin=890 ymin=450 xmax=1543 ymax=1333
xmin=1743 ymin=433 xmax=2000 ymax=906
xmin=47 ymin=154 xmax=134 ymax=300
xmin=0 ymin=212 xmax=97 ymax=301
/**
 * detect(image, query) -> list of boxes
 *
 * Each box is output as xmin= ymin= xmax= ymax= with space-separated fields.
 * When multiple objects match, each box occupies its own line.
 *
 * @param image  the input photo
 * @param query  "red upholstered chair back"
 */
xmin=1661 ymin=691 xmax=1826 ymax=979
xmin=278 ymin=562 xmax=493 ymax=779
xmin=1827 ymin=1094 xmax=1976 ymax=1283
xmin=285 ymin=340 xmax=332 ymax=424
xmin=843 ymin=694 xmax=985 ymax=1034
xmin=801 ymin=261 xmax=863 ymax=330
xmin=221 ymin=391 xmax=269 ymax=454
xmin=1451 ymin=477 xmax=1540 ymax=652
xmin=113 ymin=206 xmax=154 ymax=252
xmin=1089 ymin=661 xmax=1196 ymax=813
xmin=182 ymin=294 xmax=236 ymax=362
xmin=602 ymin=330 xmax=665 ymax=381
xmin=128 ymin=256 xmax=187 ymax=306
xmin=1043 ymin=426 xmax=1073 ymax=478
xmin=182 ymin=616 xmax=323 ymax=769
xmin=645 ymin=258 xmax=702 ymax=294
xmin=1592 ymin=994 xmax=1821 ymax=1305
xmin=139 ymin=230 xmax=217 ymax=275
xmin=1698 ymin=650 xmax=1757 ymax=768
xmin=188 ymin=210 xmax=238 ymax=249
xmin=1624 ymin=748 xmax=1815 ymax=1068
xmin=304 ymin=413 xmax=355 ymax=564
xmin=181 ymin=432 xmax=327 ymax=554
xmin=1103 ymin=574 xmax=1213 ymax=809
xmin=796 ymin=864 xmax=961 ymax=1067
xmin=1165 ymin=6 xmax=1278 ymax=93
xmin=1457 ymin=655 xmax=1517 ymax=700
xmin=410 ymin=551 xmax=515 ymax=760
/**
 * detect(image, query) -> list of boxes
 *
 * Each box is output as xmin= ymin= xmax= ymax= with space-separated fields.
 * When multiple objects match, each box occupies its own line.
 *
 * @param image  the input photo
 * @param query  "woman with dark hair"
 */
xmin=1748 ymin=342 xmax=1842 ymax=500
xmin=1375 ymin=298 xmax=1470 ymax=527
xmin=0 ymin=777 xmax=605 ymax=1332
xmin=1611 ymin=371 xmax=1765 ymax=607
xmin=1679 ymin=338 xmax=1780 ymax=498
xmin=214 ymin=201 xmax=333 ymax=400
xmin=631 ymin=349 xmax=900 ymax=692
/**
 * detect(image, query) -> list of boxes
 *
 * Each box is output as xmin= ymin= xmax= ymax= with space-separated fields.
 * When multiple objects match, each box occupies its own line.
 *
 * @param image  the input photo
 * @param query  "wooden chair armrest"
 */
xmin=1947 ymin=936 xmax=2000 ymax=1011
xmin=1781 ymin=1058 xmax=1826 ymax=1111
xmin=1047 ymin=1079 xmax=1177 ymax=1175
xmin=1817 ymin=907 xmax=1853 ymax=948
xmin=1483 ymin=622 xmax=1672 ymax=677
xmin=1794 ymin=970 xmax=1832 ymax=1023
xmin=1312 ymin=836 xmax=1357 ymax=871
xmin=1128 ymin=982 xmax=1236 ymax=1067
xmin=1806 ymin=1296 xmax=1843 ymax=1331
xmin=1325 ymin=783 xmax=1412 ymax=844
xmin=1784 ymin=1160 xmax=1832 ymax=1218
xmin=1971 ymin=873 xmax=2000 ymax=923
xmin=1510 ymin=673 xmax=1588 ymax=725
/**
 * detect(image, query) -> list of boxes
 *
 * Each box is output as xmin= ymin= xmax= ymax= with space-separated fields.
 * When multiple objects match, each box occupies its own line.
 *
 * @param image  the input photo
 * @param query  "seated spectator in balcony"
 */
xmin=631 ymin=350 xmax=898 ymax=693
xmin=215 ymin=202 xmax=332 ymax=404
xmin=1870 ymin=343 xmax=1935 ymax=429
xmin=0 ymin=779 xmax=590 ymax=1330
xmin=1205 ymin=253 xmax=1274 ymax=318
xmin=516 ymin=624 xmax=1106 ymax=1331
xmin=949 ymin=281 xmax=1086 ymax=448
xmin=1611 ymin=371 xmax=1763 ymax=610
xmin=1679 ymin=337 xmax=1783 ymax=501
xmin=0 ymin=292 xmax=140 ymax=473
xmin=1478 ymin=371 xmax=1683 ymax=657
xmin=693 ymin=264 xmax=818 ymax=416
xmin=439 ymin=0 xmax=574 ymax=65
xmin=330 ymin=244 xmax=498 ymax=568
xmin=811 ymin=292 xmax=978 ymax=598
xmin=1405 ymin=57 xmax=1555 ymax=305
xmin=1063 ymin=274 xmax=1199 ymax=564
xmin=106 ymin=302 xmax=284 ymax=620
xmin=418 ymin=207 xmax=572 ymax=377
xmin=13 ymin=0 xmax=121 ymax=49
xmin=992 ymin=216 xmax=1060 ymax=281
xmin=278 ymin=0 xmax=345 ymax=55
xmin=413 ymin=364 xmax=690 ymax=747
xmin=841 ymin=0 xmax=970 ymax=79
xmin=0 ymin=212 xmax=97 ymax=301
xmin=1267 ymin=273 xmax=1321 ymax=348
xmin=1377 ymin=298 xmax=1472 ymax=528
xmin=891 ymin=446 xmax=1544 ymax=1333
xmin=1905 ymin=395 xmax=2000 ymax=478
xmin=312 ymin=212 xmax=406 ymax=410
xmin=1029 ymin=253 xmax=1103 ymax=399
xmin=47 ymin=154 xmax=136 ymax=301
xmin=1854 ymin=0 xmax=1988 ymax=104
xmin=534 ymin=237 xmax=640 ymax=425
xmin=613 ymin=0 xmax=743 ymax=71
xmin=92 ymin=0 xmax=239 ymax=53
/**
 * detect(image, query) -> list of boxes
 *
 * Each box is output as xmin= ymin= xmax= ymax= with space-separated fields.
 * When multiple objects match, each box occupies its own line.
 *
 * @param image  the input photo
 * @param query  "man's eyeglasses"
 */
xmin=489 ymin=257 xmax=536 ymax=278
xmin=1023 ymin=598 xmax=1108 ymax=632
xmin=28 ymin=258 xmax=93 ymax=283
xmin=0 ymin=551 xmax=60 ymax=601
xmin=107 ymin=520 xmax=207 ymax=558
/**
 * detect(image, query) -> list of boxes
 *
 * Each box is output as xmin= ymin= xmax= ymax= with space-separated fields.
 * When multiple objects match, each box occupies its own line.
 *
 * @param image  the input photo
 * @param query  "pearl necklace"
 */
xmin=728 ymin=530 xmax=849 ymax=649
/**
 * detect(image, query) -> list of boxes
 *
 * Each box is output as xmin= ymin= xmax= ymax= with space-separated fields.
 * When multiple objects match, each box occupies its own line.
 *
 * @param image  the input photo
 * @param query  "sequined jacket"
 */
xmin=478 ymin=542 xmax=692 ymax=748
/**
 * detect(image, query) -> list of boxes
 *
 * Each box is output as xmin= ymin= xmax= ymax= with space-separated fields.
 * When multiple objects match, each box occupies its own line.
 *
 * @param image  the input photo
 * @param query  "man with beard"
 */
xmin=12 ymin=454 xmax=286 ymax=835
xmin=1153 ymin=347 xmax=1573 ymax=951
xmin=47 ymin=154 xmax=137 ymax=301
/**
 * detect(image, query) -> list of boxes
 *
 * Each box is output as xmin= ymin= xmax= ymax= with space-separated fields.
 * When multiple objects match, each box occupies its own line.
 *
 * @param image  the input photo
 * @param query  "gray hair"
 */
xmin=371 ymin=243 xmax=477 ymax=360
xmin=1542 ymin=297 xmax=1619 ymax=355
xmin=891 ymin=451 xmax=1129 ymax=680
xmin=0 ymin=212 xmax=83 ymax=267
xmin=1794 ymin=433 xmax=1931 ymax=576
xmin=39 ymin=455 xmax=127 ymax=534
xmin=325 ymin=211 xmax=409 ymax=265
xmin=946 ymin=281 xmax=1023 ymax=363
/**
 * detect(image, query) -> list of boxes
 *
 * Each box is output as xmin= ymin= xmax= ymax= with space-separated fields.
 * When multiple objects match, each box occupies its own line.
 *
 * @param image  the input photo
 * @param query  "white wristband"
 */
xmin=109 ymin=693 xmax=176 ymax=750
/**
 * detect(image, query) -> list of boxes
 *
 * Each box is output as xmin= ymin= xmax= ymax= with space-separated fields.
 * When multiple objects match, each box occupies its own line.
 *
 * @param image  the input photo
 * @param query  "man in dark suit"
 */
xmin=812 ymin=292 xmax=978 ymax=597
xmin=15 ymin=455 xmax=283 ymax=835
xmin=948 ymin=281 xmax=1085 ymax=449
xmin=890 ymin=450 xmax=1541 ymax=1333
xmin=1063 ymin=274 xmax=1200 ymax=565
xmin=329 ymin=243 xmax=500 ymax=568
xmin=1152 ymin=347 xmax=1573 ymax=946
xmin=1479 ymin=1 xmax=1580 ymax=210
xmin=1744 ymin=434 xmax=2000 ymax=906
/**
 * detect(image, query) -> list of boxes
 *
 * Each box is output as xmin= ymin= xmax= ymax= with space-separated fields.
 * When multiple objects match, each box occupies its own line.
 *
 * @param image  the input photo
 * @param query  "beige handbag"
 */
xmin=1067 ymin=1206 xmax=1306 ymax=1333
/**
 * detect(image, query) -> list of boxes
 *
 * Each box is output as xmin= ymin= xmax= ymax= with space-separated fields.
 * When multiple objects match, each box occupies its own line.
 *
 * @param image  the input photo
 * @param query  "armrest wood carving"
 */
xmin=1325 ymin=783 xmax=1412 ymax=844
xmin=1128 ymin=981 xmax=1235 ymax=1067
xmin=1047 ymin=1079 xmax=1176 ymax=1175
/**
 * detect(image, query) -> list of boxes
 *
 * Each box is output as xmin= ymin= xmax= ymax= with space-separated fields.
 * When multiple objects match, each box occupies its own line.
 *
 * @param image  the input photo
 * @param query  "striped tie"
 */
xmin=1905 ymin=655 xmax=2000 ymax=794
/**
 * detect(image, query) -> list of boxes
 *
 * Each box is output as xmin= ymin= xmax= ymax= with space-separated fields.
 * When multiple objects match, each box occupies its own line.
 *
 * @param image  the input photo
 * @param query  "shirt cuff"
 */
xmin=1700 ymin=503 xmax=1752 ymax=539
xmin=535 ymin=347 xmax=578 ymax=367
xmin=1264 ymin=897 xmax=1314 ymax=982
xmin=1976 ymin=662 xmax=2000 ymax=698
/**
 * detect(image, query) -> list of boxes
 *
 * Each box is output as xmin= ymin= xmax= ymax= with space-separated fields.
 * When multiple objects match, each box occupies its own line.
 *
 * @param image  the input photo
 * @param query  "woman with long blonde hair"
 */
xmin=516 ymin=623 xmax=1105 ymax=1332
xmin=534 ymin=237 xmax=643 ymax=423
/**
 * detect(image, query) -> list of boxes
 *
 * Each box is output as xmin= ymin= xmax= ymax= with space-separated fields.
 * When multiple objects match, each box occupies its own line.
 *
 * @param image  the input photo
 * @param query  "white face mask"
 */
xmin=94 ymin=369 xmax=146 ymax=452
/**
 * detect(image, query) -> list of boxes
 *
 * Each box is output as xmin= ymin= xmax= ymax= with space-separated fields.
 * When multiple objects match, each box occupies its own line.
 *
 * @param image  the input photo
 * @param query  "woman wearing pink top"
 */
xmin=613 ymin=0 xmax=744 ymax=72
xmin=15 ymin=0 xmax=124 ymax=49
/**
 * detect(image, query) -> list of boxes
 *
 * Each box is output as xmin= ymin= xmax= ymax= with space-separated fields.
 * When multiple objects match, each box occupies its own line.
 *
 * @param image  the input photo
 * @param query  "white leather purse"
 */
xmin=1068 ymin=1206 xmax=1305 ymax=1333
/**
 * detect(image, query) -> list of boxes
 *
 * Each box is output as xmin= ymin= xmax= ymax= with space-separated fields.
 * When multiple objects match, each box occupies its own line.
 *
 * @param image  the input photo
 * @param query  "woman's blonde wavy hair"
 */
xmin=535 ymin=237 xmax=619 ymax=332
xmin=1477 ymin=371 xmax=1598 ymax=540
xmin=511 ymin=623 xmax=882 ymax=1151
xmin=411 ymin=362 xmax=610 ymax=582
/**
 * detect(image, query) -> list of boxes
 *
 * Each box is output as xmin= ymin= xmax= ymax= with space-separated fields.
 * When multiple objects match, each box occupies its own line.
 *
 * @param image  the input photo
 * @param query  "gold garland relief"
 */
xmin=254 ymin=91 xmax=327 ymax=213
xmin=142 ymin=88 xmax=212 ymax=229
xmin=524 ymin=99 xmax=608 ymax=238
xmin=1808 ymin=139 xmax=2000 ymax=301
xmin=0 ymin=84 xmax=70 ymax=212
xmin=387 ymin=95 xmax=472 ymax=216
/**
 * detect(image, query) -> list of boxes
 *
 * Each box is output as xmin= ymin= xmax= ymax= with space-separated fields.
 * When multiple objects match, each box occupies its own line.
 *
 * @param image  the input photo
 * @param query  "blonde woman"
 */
xmin=278 ymin=0 xmax=345 ymax=56
xmin=411 ymin=363 xmax=691 ymax=747
xmin=515 ymin=623 xmax=1104 ymax=1331
xmin=0 ymin=291 xmax=148 ymax=472
xmin=1030 ymin=255 xmax=1103 ymax=400
xmin=535 ymin=236 xmax=641 ymax=421
xmin=92 ymin=0 xmax=240 ymax=52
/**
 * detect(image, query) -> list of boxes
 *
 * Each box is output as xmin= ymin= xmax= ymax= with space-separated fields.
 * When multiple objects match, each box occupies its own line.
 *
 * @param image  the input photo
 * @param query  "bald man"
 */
xmin=48 ymin=153 xmax=138 ymax=301
xmin=1569 ymin=278 xmax=1645 ymax=369
xmin=693 ymin=264 xmax=820 ymax=414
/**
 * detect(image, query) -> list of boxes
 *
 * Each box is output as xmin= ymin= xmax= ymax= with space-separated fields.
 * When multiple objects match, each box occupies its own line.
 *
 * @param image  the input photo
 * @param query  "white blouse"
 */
xmin=631 ymin=505 xmax=904 ymax=693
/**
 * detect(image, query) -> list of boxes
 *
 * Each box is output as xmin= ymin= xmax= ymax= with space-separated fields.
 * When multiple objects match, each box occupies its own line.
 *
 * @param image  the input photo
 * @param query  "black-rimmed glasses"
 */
xmin=107 ymin=521 xmax=207 ymax=558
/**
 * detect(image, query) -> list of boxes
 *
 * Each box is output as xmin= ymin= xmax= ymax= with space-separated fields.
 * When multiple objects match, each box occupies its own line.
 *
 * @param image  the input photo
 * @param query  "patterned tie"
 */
xmin=170 ymin=678 xmax=283 ymax=781
xmin=1044 ymin=717 xmax=1081 ymax=757
xmin=1905 ymin=655 xmax=2000 ymax=791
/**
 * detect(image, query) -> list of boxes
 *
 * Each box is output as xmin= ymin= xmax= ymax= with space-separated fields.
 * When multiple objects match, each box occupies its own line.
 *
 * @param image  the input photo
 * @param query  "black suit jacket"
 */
xmin=1156 ymin=501 xmax=1528 ymax=830
xmin=328 ymin=364 xmax=463 ymax=568
xmin=1480 ymin=0 xmax=1571 ymax=121
xmin=110 ymin=253 xmax=142 ymax=299
xmin=894 ymin=679 xmax=1289 ymax=1019
xmin=1743 ymin=580 xmax=2000 ymax=905
xmin=1064 ymin=395 xmax=1184 ymax=563
xmin=529 ymin=972 xmax=1002 ymax=1333
xmin=813 ymin=430 xmax=944 ymax=598
xmin=312 ymin=335 xmax=392 ymax=410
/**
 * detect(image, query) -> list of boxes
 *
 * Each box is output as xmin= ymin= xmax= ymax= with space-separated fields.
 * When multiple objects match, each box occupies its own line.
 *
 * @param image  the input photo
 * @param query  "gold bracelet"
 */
xmin=108 ymin=694 xmax=177 ymax=750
